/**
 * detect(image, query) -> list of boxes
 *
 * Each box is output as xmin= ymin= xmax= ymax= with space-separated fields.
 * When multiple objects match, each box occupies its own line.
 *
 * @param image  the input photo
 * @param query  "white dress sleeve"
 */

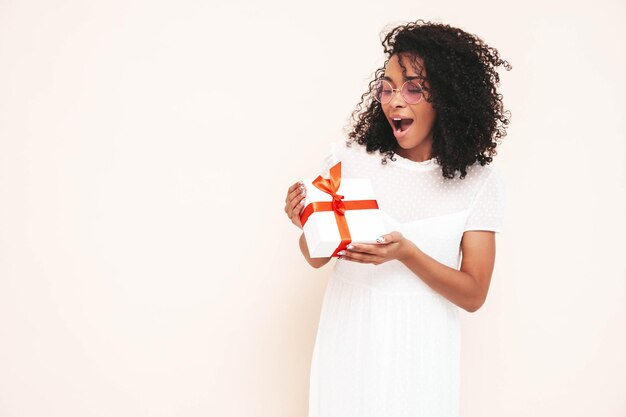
xmin=318 ymin=141 xmax=341 ymax=177
xmin=463 ymin=166 xmax=506 ymax=233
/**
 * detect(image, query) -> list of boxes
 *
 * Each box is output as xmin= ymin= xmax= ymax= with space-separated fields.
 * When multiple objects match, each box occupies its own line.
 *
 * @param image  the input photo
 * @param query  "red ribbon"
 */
xmin=300 ymin=161 xmax=379 ymax=257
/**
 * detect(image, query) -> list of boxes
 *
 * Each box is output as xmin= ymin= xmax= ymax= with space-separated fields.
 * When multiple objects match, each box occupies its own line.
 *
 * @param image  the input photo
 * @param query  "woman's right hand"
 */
xmin=284 ymin=180 xmax=307 ymax=229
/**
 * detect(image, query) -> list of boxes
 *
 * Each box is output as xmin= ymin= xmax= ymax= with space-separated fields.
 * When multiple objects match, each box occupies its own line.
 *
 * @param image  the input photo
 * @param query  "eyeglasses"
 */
xmin=373 ymin=79 xmax=424 ymax=105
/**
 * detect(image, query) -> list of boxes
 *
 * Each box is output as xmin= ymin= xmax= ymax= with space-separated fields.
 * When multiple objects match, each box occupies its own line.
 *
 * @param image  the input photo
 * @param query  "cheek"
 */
xmin=425 ymin=108 xmax=437 ymax=124
xmin=411 ymin=105 xmax=437 ymax=124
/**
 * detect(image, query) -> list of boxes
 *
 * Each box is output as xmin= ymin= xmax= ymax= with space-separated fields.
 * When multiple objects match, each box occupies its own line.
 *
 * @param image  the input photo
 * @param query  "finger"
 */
xmin=285 ymin=181 xmax=305 ymax=204
xmin=285 ymin=198 xmax=301 ymax=217
xmin=289 ymin=187 xmax=307 ymax=212
xmin=288 ymin=180 xmax=304 ymax=192
xmin=376 ymin=231 xmax=399 ymax=244
xmin=289 ymin=188 xmax=306 ymax=208
xmin=339 ymin=249 xmax=381 ymax=265
xmin=345 ymin=243 xmax=380 ymax=255
xmin=356 ymin=245 xmax=388 ymax=258
xmin=285 ymin=187 xmax=299 ymax=206
xmin=287 ymin=184 xmax=306 ymax=206
xmin=284 ymin=191 xmax=305 ymax=215
xmin=291 ymin=201 xmax=305 ymax=220
xmin=286 ymin=189 xmax=306 ymax=215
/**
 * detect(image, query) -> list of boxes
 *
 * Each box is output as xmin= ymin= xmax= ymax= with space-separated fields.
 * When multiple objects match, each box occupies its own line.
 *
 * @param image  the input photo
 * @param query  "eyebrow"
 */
xmin=383 ymin=75 xmax=422 ymax=83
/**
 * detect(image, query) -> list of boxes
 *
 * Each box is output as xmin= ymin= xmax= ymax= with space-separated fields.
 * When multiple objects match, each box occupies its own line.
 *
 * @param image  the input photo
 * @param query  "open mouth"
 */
xmin=392 ymin=118 xmax=414 ymax=136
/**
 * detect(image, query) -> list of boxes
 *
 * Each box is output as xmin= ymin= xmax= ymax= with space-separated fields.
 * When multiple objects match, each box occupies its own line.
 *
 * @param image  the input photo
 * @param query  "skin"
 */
xmin=284 ymin=53 xmax=498 ymax=312
xmin=382 ymin=53 xmax=437 ymax=162
xmin=284 ymin=181 xmax=332 ymax=269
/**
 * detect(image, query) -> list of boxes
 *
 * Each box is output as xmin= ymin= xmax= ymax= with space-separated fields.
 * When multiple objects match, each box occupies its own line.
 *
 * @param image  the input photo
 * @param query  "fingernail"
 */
xmin=376 ymin=236 xmax=385 ymax=243
xmin=337 ymin=250 xmax=345 ymax=256
xmin=346 ymin=244 xmax=354 ymax=249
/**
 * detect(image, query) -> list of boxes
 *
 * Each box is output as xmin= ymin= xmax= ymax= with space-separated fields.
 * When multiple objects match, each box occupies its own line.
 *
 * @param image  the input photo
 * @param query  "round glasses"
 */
xmin=373 ymin=79 xmax=424 ymax=105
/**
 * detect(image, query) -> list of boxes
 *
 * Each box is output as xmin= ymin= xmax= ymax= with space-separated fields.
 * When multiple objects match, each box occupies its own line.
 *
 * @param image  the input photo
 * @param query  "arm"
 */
xmin=285 ymin=181 xmax=331 ymax=269
xmin=398 ymin=230 xmax=496 ymax=312
xmin=341 ymin=168 xmax=504 ymax=310
xmin=340 ymin=230 xmax=496 ymax=312
xmin=299 ymin=232 xmax=332 ymax=269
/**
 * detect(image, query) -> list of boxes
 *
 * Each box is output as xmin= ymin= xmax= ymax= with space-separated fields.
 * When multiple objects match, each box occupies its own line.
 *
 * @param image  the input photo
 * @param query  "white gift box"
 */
xmin=300 ymin=165 xmax=387 ymax=258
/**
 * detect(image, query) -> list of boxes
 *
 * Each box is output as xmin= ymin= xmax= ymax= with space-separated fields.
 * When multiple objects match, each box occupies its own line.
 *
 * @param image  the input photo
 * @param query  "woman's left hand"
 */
xmin=337 ymin=231 xmax=414 ymax=265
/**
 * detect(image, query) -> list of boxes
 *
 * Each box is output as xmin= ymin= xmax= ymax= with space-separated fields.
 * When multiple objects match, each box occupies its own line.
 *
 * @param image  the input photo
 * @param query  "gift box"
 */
xmin=300 ymin=161 xmax=387 ymax=258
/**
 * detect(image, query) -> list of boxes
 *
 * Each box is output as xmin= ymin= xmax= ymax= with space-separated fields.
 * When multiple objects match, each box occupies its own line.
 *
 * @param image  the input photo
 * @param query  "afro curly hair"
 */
xmin=344 ymin=19 xmax=512 ymax=180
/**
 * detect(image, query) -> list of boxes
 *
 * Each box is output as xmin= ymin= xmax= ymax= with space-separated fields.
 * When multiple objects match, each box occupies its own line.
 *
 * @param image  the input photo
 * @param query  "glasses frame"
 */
xmin=373 ymin=79 xmax=425 ymax=105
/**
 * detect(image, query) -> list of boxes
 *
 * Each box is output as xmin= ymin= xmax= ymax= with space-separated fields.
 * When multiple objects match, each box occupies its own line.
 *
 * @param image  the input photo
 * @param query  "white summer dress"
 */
xmin=307 ymin=139 xmax=506 ymax=417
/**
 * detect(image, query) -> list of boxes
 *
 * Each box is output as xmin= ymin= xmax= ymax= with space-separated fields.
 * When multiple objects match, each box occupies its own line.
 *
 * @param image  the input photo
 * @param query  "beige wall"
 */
xmin=0 ymin=0 xmax=624 ymax=416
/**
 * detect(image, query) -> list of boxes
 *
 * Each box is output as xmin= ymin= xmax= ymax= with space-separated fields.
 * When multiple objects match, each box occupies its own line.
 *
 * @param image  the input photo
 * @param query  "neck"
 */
xmin=395 ymin=144 xmax=433 ymax=162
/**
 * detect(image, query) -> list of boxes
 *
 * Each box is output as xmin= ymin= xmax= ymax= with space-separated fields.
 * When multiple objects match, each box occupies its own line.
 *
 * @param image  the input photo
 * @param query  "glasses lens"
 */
xmin=402 ymin=81 xmax=423 ymax=104
xmin=374 ymin=80 xmax=393 ymax=103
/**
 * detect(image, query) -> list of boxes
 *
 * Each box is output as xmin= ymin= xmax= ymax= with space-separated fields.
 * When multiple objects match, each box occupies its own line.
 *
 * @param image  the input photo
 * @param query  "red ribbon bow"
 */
xmin=300 ymin=161 xmax=379 ymax=257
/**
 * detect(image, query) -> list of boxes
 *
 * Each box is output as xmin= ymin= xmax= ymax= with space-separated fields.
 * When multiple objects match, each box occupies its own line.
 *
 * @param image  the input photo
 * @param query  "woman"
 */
xmin=284 ymin=19 xmax=511 ymax=416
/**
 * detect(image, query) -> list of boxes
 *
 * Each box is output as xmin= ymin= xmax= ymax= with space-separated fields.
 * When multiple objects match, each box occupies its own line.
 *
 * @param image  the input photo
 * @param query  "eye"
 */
xmin=406 ymin=82 xmax=422 ymax=93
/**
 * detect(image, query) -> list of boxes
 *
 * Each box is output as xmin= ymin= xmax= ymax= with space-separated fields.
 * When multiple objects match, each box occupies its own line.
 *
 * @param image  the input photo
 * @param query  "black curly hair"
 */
xmin=344 ymin=19 xmax=512 ymax=180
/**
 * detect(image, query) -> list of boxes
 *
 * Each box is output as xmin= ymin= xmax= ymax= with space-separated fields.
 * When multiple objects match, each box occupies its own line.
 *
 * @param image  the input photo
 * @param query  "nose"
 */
xmin=388 ymin=88 xmax=406 ymax=107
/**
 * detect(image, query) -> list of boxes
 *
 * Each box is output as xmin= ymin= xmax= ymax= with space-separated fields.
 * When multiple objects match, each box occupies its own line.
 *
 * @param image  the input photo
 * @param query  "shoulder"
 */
xmin=446 ymin=162 xmax=505 ymax=201
xmin=464 ymin=161 xmax=503 ymax=185
xmin=324 ymin=139 xmax=375 ymax=164
xmin=321 ymin=139 xmax=392 ymax=178
xmin=328 ymin=138 xmax=364 ymax=155
xmin=465 ymin=162 xmax=506 ymax=203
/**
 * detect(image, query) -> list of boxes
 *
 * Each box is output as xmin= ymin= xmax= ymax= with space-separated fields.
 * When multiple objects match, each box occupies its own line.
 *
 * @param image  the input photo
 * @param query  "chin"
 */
xmin=397 ymin=138 xmax=419 ymax=148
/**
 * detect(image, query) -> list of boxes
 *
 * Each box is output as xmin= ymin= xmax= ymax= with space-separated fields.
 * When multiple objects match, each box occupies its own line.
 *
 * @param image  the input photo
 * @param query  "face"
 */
xmin=381 ymin=54 xmax=437 ymax=161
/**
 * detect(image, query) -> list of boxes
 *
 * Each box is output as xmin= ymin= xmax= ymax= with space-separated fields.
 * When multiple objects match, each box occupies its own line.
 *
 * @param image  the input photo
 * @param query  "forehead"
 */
xmin=384 ymin=54 xmax=426 ymax=79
